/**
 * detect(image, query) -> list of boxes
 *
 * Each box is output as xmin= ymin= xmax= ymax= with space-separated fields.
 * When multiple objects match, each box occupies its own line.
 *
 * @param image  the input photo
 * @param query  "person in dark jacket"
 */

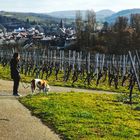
xmin=10 ymin=52 xmax=21 ymax=96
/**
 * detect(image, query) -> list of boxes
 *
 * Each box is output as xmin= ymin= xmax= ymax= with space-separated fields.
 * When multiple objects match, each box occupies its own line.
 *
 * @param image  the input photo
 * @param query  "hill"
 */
xmin=106 ymin=8 xmax=140 ymax=23
xmin=96 ymin=9 xmax=115 ymax=21
xmin=48 ymin=10 xmax=78 ymax=19
xmin=0 ymin=14 xmax=29 ymax=31
xmin=0 ymin=11 xmax=60 ymax=23
xmin=48 ymin=10 xmax=115 ymax=21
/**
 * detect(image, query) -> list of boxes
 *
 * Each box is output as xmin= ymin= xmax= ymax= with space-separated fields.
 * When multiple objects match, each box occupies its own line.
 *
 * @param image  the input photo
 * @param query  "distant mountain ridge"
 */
xmin=96 ymin=10 xmax=115 ymax=21
xmin=0 ymin=8 xmax=140 ymax=28
xmin=47 ymin=10 xmax=115 ymax=21
xmin=106 ymin=8 xmax=140 ymax=23
xmin=48 ymin=8 xmax=140 ymax=23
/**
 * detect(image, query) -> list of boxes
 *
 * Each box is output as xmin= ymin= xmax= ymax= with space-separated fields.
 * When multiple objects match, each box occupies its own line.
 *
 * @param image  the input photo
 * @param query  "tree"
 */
xmin=85 ymin=10 xmax=96 ymax=33
xmin=85 ymin=10 xmax=96 ymax=49
xmin=130 ymin=14 xmax=140 ymax=50
xmin=112 ymin=16 xmax=129 ymax=54
xmin=102 ymin=21 xmax=109 ymax=31
xmin=130 ymin=14 xmax=140 ymax=33
xmin=113 ymin=16 xmax=128 ymax=32
xmin=75 ymin=10 xmax=84 ymax=50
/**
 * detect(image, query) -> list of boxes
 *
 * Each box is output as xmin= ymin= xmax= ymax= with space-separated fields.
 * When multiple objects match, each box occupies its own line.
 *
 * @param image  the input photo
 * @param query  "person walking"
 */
xmin=10 ymin=52 xmax=21 ymax=96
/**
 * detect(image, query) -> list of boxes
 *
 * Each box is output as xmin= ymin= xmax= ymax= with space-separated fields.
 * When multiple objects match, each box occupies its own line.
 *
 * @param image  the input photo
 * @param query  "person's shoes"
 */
xmin=13 ymin=93 xmax=22 ymax=97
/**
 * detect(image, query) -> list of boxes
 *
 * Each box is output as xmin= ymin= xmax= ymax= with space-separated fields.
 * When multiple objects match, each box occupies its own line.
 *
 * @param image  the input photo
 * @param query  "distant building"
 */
xmin=59 ymin=19 xmax=64 ymax=28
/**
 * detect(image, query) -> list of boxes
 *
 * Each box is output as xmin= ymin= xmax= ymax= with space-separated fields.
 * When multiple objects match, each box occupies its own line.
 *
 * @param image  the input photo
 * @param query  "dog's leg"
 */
xmin=31 ymin=85 xmax=35 ymax=94
xmin=43 ymin=87 xmax=48 ymax=94
xmin=39 ymin=88 xmax=41 ymax=93
xmin=44 ymin=85 xmax=50 ymax=95
xmin=31 ymin=80 xmax=36 ymax=94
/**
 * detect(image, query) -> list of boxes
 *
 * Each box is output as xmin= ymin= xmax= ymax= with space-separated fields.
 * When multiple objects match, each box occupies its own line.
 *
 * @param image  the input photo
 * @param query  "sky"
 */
xmin=0 ymin=0 xmax=140 ymax=13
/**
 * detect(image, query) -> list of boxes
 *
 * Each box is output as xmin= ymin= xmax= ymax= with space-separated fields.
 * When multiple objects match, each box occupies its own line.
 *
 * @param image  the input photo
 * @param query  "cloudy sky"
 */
xmin=0 ymin=0 xmax=140 ymax=13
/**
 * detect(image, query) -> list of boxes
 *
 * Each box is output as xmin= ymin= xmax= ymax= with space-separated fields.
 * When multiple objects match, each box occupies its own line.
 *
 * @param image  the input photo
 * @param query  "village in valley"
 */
xmin=0 ymin=18 xmax=77 ymax=50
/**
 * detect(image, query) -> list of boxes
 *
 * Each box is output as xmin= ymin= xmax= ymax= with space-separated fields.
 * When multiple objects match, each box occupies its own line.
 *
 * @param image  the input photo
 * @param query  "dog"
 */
xmin=31 ymin=79 xmax=50 ymax=94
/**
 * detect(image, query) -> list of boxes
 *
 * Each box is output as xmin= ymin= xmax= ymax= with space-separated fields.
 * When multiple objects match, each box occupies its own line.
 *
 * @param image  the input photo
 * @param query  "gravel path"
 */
xmin=0 ymin=79 xmax=119 ymax=140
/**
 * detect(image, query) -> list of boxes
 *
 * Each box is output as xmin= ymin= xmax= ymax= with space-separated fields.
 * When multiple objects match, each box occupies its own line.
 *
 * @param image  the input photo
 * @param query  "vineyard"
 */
xmin=0 ymin=48 xmax=140 ymax=103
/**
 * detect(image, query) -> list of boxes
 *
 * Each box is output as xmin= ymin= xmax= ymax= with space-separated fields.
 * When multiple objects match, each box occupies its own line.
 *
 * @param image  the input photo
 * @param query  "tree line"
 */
xmin=75 ymin=10 xmax=140 ymax=54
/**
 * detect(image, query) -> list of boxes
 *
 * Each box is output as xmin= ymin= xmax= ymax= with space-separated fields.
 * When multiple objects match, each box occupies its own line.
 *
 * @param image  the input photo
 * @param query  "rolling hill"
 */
xmin=47 ymin=10 xmax=115 ymax=21
xmin=0 ymin=11 xmax=60 ymax=23
xmin=106 ymin=8 xmax=140 ymax=23
xmin=96 ymin=10 xmax=115 ymax=21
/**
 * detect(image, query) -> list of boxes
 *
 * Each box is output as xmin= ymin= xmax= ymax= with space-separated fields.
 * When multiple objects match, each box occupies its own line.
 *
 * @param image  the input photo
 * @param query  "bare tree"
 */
xmin=85 ymin=10 xmax=96 ymax=49
xmin=130 ymin=14 xmax=140 ymax=33
xmin=113 ymin=16 xmax=128 ymax=32
xmin=75 ymin=11 xmax=84 ymax=50
xmin=113 ymin=16 xmax=129 ymax=53
xmin=130 ymin=14 xmax=140 ymax=50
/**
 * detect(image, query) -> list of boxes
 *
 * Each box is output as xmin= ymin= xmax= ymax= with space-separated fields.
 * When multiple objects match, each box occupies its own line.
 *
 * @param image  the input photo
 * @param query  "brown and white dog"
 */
xmin=31 ymin=79 xmax=50 ymax=94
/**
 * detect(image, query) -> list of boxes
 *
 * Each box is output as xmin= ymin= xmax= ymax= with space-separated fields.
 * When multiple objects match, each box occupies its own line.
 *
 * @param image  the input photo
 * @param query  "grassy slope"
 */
xmin=20 ymin=92 xmax=140 ymax=140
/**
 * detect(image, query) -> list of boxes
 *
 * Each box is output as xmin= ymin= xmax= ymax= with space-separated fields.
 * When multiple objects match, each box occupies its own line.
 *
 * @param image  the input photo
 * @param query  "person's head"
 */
xmin=13 ymin=52 xmax=20 ymax=61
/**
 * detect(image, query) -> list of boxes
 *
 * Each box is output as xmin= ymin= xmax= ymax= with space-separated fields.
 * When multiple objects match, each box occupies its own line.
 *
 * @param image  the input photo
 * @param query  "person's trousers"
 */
xmin=13 ymin=78 xmax=20 ymax=94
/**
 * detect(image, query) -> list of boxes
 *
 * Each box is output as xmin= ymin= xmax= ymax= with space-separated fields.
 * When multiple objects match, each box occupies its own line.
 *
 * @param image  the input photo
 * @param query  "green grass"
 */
xmin=0 ymin=65 xmax=11 ymax=80
xmin=19 ymin=92 xmax=140 ymax=140
xmin=0 ymin=64 xmax=139 ymax=94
